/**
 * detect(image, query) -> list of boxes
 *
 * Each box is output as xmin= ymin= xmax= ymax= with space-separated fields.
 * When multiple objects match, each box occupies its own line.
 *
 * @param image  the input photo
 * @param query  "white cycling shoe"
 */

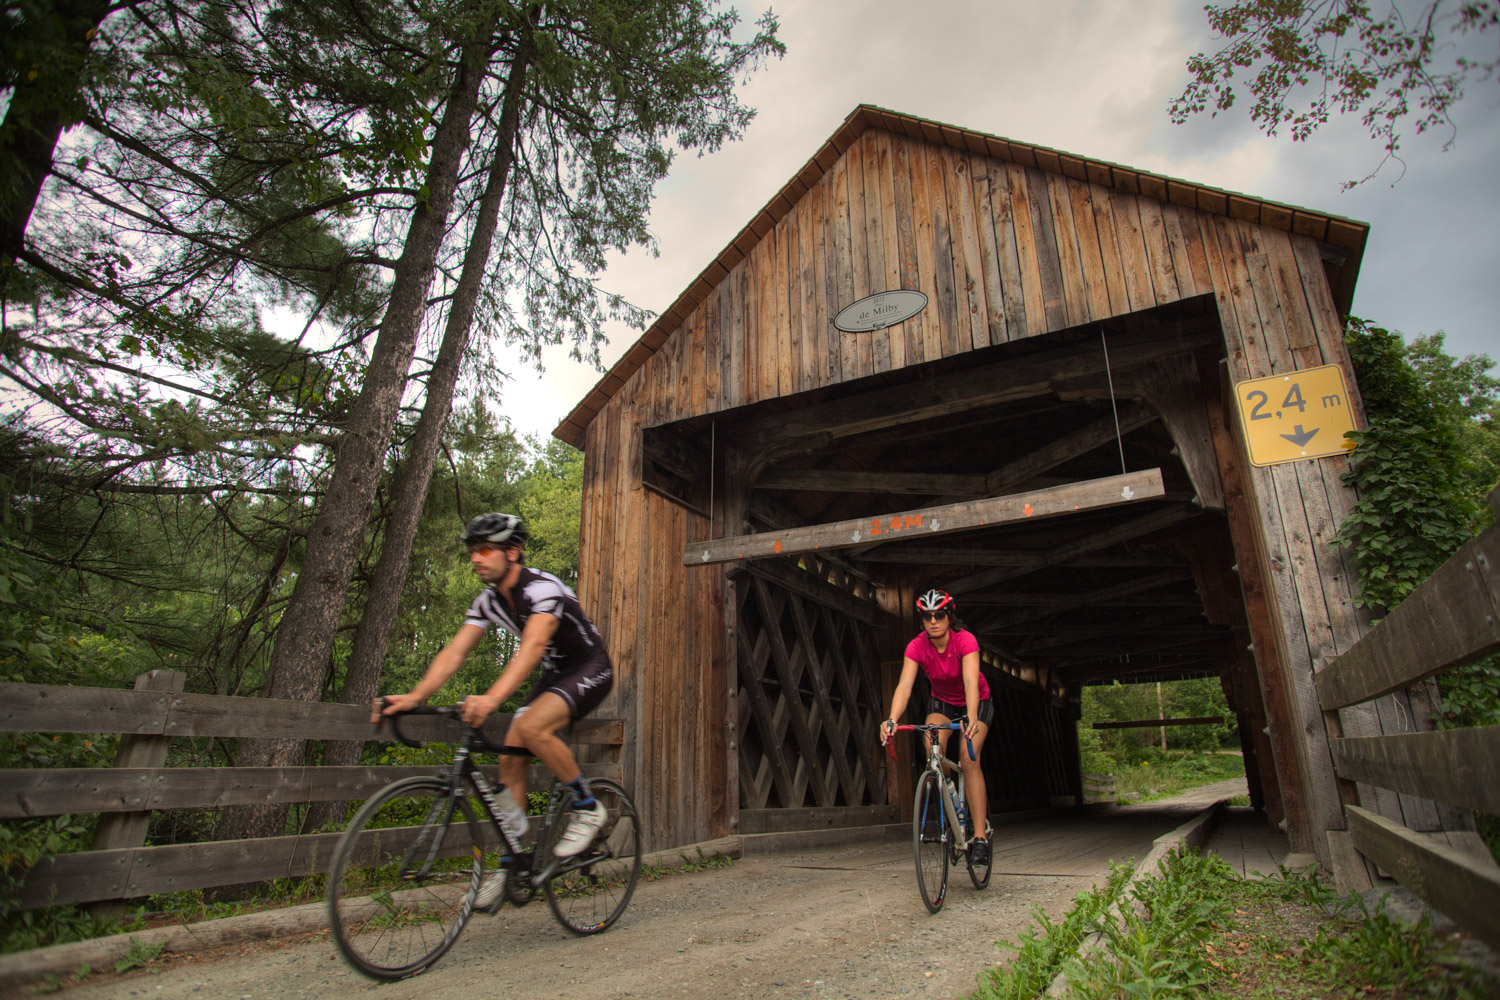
xmin=554 ymin=803 xmax=608 ymax=857
xmin=475 ymin=870 xmax=506 ymax=912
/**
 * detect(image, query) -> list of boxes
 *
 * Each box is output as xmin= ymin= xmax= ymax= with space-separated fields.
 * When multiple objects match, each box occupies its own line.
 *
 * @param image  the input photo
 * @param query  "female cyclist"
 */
xmin=880 ymin=588 xmax=993 ymax=865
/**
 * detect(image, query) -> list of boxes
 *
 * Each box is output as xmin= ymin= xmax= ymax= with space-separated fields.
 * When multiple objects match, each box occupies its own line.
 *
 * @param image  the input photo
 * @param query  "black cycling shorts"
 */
xmin=520 ymin=649 xmax=614 ymax=720
xmin=927 ymin=695 xmax=994 ymax=729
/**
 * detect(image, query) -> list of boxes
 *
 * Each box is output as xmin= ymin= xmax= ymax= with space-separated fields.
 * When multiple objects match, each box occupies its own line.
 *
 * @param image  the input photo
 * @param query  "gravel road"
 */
xmin=41 ymin=787 xmax=1245 ymax=1000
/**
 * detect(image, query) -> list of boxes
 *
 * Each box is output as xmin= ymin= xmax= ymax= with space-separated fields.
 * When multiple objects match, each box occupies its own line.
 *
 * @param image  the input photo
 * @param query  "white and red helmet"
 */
xmin=915 ymin=588 xmax=955 ymax=615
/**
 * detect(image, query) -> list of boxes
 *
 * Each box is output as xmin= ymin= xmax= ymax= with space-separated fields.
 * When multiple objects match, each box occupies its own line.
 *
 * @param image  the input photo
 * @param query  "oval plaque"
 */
xmin=833 ymin=289 xmax=928 ymax=333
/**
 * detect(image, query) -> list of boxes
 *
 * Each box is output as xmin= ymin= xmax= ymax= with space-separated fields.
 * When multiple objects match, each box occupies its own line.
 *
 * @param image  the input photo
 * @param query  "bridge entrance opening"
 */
xmin=644 ymin=297 xmax=1289 ymax=837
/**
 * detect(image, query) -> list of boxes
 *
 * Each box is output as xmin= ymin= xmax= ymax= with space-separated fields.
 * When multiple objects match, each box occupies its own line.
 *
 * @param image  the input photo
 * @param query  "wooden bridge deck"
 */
xmin=36 ymin=783 xmax=1282 ymax=1000
xmin=1205 ymin=805 xmax=1294 ymax=878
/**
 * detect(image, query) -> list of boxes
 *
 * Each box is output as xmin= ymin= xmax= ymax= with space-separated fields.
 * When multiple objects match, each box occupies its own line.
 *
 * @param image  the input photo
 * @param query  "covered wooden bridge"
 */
xmin=552 ymin=104 xmax=1477 ymax=888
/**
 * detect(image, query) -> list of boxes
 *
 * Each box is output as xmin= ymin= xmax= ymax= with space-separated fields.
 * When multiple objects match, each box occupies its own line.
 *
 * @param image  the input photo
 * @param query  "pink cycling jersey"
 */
xmin=905 ymin=628 xmax=988 ymax=707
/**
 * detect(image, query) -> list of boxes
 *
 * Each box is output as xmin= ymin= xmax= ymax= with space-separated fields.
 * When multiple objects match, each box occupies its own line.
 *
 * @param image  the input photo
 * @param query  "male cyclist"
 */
xmin=375 ymin=513 xmax=613 ymax=910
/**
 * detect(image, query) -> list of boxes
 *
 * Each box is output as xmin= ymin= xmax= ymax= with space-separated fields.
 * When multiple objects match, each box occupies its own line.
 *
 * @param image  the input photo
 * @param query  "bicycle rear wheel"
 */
xmin=542 ymin=778 xmax=642 ymax=934
xmin=912 ymin=771 xmax=949 ymax=913
xmin=326 ymin=777 xmax=484 ymax=980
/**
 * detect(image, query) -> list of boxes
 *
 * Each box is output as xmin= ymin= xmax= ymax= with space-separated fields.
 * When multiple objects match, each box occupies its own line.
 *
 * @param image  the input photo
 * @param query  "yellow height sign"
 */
xmin=1232 ymin=364 xmax=1358 ymax=467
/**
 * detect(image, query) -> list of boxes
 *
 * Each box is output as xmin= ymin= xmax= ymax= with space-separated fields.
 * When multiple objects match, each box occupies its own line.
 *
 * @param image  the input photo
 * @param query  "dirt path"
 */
xmin=46 ymin=789 xmax=1245 ymax=1000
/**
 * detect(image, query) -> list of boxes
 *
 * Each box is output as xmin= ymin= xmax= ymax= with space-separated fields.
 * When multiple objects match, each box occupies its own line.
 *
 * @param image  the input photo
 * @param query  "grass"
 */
xmin=1110 ymin=751 xmax=1246 ymax=804
xmin=642 ymin=846 xmax=735 ymax=881
xmin=972 ymin=863 xmax=1135 ymax=998
xmin=971 ymin=850 xmax=1496 ymax=1000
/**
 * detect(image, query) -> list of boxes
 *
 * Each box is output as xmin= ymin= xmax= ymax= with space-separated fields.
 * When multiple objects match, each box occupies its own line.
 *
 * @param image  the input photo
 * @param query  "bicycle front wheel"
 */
xmin=326 ymin=777 xmax=484 ymax=980
xmin=912 ymin=770 xmax=949 ymax=913
xmin=542 ymin=778 xmax=642 ymax=934
xmin=968 ymin=826 xmax=993 ymax=890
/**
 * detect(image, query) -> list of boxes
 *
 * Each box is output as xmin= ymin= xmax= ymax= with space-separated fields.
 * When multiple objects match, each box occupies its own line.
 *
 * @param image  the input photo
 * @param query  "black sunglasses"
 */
xmin=919 ymin=610 xmax=949 ymax=621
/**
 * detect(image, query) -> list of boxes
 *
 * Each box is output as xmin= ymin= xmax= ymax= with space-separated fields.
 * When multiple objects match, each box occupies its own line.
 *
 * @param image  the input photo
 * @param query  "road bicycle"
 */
xmin=325 ymin=703 xmax=642 ymax=981
xmin=887 ymin=722 xmax=992 ymax=912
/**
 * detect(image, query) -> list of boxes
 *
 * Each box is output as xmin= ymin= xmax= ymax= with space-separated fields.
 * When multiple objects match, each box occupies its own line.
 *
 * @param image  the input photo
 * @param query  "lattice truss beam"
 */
xmin=735 ymin=561 xmax=886 ymax=811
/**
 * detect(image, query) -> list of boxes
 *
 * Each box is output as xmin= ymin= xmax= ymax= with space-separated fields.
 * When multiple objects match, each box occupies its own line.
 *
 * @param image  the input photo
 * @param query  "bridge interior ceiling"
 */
xmin=651 ymin=297 xmax=1244 ymax=692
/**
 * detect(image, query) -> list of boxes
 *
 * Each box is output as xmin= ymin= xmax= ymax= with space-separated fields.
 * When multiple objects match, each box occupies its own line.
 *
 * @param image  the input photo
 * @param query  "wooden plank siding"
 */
xmin=572 ymin=127 xmax=1393 ymax=866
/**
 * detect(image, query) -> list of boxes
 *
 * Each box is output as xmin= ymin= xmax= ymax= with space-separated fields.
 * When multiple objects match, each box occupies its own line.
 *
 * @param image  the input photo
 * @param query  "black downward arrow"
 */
xmin=1280 ymin=425 xmax=1318 ymax=447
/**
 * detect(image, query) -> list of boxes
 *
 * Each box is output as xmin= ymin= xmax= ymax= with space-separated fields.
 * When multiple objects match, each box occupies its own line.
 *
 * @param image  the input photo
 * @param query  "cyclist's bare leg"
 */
xmin=923 ymin=710 xmax=949 ymax=761
xmin=960 ymin=720 xmax=990 ymax=837
xmin=499 ymin=692 xmax=581 ymax=799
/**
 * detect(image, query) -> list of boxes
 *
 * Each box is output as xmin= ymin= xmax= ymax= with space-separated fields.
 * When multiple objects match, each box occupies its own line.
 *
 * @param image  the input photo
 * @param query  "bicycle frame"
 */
xmin=387 ymin=704 xmax=600 ymax=888
xmin=895 ymin=722 xmax=975 ymax=851
xmin=926 ymin=738 xmax=970 ymax=852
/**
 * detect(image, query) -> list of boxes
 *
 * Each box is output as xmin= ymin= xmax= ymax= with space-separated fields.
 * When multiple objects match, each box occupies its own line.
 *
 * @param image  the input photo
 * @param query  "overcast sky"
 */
xmin=500 ymin=0 xmax=1500 ymax=442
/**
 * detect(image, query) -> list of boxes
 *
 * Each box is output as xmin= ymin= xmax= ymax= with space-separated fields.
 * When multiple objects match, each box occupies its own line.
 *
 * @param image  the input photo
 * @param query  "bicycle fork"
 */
xmin=399 ymin=791 xmax=460 ymax=881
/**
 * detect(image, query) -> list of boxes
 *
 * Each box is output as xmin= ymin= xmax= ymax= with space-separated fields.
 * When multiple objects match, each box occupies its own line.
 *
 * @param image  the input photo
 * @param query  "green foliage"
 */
xmin=1062 ymin=851 xmax=1233 ymax=998
xmin=1170 ymin=0 xmax=1500 ymax=185
xmin=518 ymin=437 xmax=584 ymax=588
xmin=1334 ymin=320 xmax=1486 ymax=614
xmin=0 ymin=816 xmax=147 ymax=951
xmin=110 ymin=941 xmax=168 ymax=977
xmin=1082 ymin=678 xmax=1237 ymax=753
xmin=972 ymin=862 xmax=1133 ymax=999
xmin=973 ymin=851 xmax=1495 ymax=1000
xmin=1077 ymin=724 xmax=1112 ymax=777
xmin=37 ymin=965 xmax=93 ymax=993
xmin=640 ymin=847 xmax=735 ymax=881
xmin=144 ymin=889 xmax=247 ymax=926
xmin=0 ymin=520 xmax=90 ymax=687
xmin=1335 ymin=319 xmax=1500 ymax=742
xmin=1079 ymin=679 xmax=1244 ymax=803
xmin=114 ymin=936 xmax=168 ymax=974
xmin=1112 ymin=753 xmax=1247 ymax=805
xmin=1439 ymin=659 xmax=1500 ymax=729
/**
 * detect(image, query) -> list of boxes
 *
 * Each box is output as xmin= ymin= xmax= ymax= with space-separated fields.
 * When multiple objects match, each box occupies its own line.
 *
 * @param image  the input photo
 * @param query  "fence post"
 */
xmin=86 ymin=669 xmax=186 ymax=918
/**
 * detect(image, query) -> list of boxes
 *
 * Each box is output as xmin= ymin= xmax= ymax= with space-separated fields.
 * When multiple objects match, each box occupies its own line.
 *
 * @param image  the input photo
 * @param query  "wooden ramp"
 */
xmin=1205 ymin=806 xmax=1293 ymax=878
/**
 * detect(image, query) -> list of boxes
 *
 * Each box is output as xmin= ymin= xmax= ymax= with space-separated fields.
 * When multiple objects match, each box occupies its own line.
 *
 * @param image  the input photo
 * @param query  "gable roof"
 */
xmin=554 ymin=103 xmax=1370 ymax=447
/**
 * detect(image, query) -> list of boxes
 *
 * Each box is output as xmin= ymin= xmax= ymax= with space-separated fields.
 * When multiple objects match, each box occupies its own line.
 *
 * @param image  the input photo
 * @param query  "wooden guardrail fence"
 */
xmin=1314 ymin=490 xmax=1500 ymax=951
xmin=1081 ymin=771 xmax=1116 ymax=804
xmin=0 ymin=681 xmax=623 ymax=911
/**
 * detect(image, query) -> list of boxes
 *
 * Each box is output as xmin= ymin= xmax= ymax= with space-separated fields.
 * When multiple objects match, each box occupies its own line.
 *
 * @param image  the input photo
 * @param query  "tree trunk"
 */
xmin=304 ymin=48 xmax=533 ymax=835
xmin=0 ymin=0 xmax=111 ymax=286
xmin=216 ymin=21 xmax=495 ymax=853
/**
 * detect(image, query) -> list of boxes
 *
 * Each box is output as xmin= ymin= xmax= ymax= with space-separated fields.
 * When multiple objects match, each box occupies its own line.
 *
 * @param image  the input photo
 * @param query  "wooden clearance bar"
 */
xmin=1345 ymin=805 xmax=1500 ymax=951
xmin=1328 ymin=728 xmax=1500 ymax=816
xmin=684 ymin=468 xmax=1165 ymax=566
xmin=1091 ymin=716 xmax=1225 ymax=730
xmin=1315 ymin=523 xmax=1500 ymax=709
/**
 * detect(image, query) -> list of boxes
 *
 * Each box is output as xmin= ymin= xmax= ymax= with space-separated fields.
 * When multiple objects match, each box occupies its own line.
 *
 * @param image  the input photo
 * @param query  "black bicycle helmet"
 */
xmin=460 ymin=512 xmax=528 ymax=548
xmin=915 ymin=588 xmax=955 ymax=615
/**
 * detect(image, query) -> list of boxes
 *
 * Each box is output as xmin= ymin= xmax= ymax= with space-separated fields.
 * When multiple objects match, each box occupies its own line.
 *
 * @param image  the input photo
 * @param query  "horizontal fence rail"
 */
xmin=0 ymin=681 xmax=624 ymax=911
xmin=0 ymin=761 xmax=621 ymax=821
xmin=1344 ymin=806 xmax=1500 ymax=952
xmin=1315 ymin=503 xmax=1500 ymax=952
xmin=1327 ymin=729 xmax=1500 ymax=817
xmin=20 ymin=826 xmax=417 ymax=908
xmin=0 ymin=683 xmax=622 ymax=745
xmin=1315 ymin=527 xmax=1500 ymax=710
